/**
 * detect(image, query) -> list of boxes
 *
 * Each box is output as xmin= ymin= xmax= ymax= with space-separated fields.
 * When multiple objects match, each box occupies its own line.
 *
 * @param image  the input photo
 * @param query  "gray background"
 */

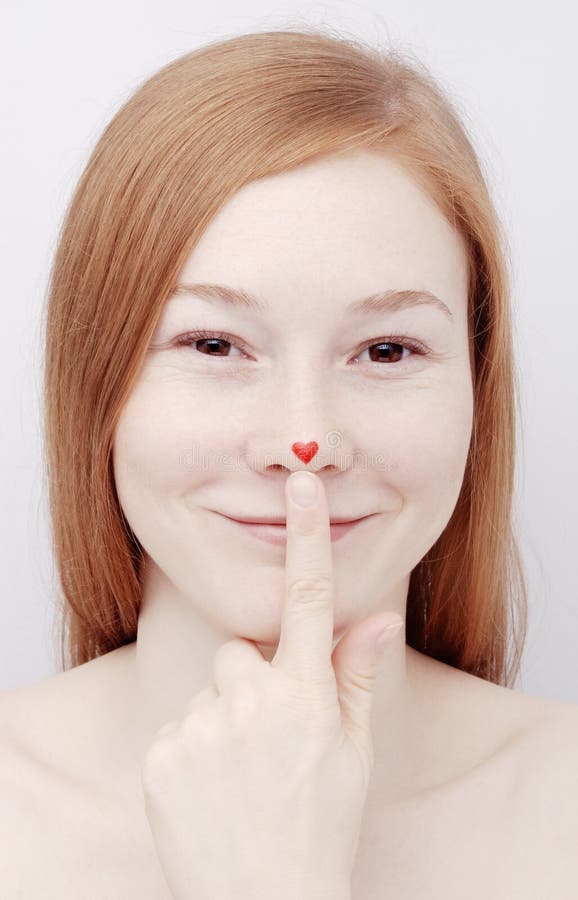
xmin=1 ymin=0 xmax=576 ymax=701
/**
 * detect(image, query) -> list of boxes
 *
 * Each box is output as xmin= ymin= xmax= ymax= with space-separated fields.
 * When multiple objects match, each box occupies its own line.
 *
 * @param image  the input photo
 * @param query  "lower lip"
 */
xmin=219 ymin=515 xmax=373 ymax=545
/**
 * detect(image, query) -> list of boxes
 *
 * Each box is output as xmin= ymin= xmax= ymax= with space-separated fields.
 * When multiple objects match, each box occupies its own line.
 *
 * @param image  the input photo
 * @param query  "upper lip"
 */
xmin=219 ymin=513 xmax=372 ymax=525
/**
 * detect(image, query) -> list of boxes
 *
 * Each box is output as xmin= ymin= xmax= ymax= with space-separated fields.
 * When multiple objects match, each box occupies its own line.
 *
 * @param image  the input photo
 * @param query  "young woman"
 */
xmin=2 ymin=27 xmax=577 ymax=899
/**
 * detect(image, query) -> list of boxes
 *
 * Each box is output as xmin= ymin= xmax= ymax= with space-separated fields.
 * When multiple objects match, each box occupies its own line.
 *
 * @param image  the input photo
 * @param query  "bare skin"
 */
xmin=1 ymin=641 xmax=577 ymax=898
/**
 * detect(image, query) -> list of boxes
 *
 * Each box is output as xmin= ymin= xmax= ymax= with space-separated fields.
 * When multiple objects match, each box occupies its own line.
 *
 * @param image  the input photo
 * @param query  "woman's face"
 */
xmin=112 ymin=149 xmax=473 ymax=645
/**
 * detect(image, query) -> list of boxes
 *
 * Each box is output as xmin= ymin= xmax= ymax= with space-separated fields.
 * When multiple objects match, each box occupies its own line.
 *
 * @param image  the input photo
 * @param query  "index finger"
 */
xmin=274 ymin=471 xmax=335 ymax=682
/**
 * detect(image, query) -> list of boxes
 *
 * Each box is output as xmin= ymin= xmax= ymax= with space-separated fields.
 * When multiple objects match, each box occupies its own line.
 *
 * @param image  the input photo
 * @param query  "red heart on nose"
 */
xmin=291 ymin=441 xmax=319 ymax=464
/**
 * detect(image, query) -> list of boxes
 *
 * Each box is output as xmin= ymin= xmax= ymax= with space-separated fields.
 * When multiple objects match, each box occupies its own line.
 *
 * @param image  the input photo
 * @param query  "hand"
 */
xmin=140 ymin=471 xmax=404 ymax=900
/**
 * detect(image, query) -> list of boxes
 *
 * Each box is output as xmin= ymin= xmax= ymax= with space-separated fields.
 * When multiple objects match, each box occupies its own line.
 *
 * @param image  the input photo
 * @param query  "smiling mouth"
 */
xmin=216 ymin=514 xmax=375 ymax=546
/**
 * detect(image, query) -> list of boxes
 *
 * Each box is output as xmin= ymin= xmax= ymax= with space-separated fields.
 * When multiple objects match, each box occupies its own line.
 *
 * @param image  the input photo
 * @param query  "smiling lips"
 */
xmin=218 ymin=439 xmax=366 ymax=544
xmin=220 ymin=514 xmax=373 ymax=545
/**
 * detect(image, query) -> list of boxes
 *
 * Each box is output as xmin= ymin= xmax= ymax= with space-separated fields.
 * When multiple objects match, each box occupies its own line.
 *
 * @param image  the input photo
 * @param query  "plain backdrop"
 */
xmin=1 ymin=0 xmax=576 ymax=701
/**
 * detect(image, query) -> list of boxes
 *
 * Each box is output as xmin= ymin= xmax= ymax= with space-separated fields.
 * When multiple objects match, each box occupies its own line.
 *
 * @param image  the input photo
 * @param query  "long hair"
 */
xmin=42 ymin=26 xmax=527 ymax=685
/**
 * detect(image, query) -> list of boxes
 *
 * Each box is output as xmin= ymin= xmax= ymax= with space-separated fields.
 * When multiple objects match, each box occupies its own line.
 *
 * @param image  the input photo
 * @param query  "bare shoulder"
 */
xmin=501 ymin=685 xmax=578 ymax=773
xmin=0 ymin=647 xmax=144 ymax=896
xmin=527 ymin=693 xmax=578 ymax=745
xmin=441 ymin=666 xmax=578 ymax=892
xmin=0 ymin=643 xmax=136 ymax=783
xmin=0 ymin=662 xmax=93 ymax=770
xmin=507 ymin=693 xmax=578 ymax=886
xmin=0 ymin=657 xmax=172 ymax=897
xmin=460 ymin=663 xmax=578 ymax=777
xmin=519 ymin=696 xmax=578 ymax=804
xmin=0 ymin=663 xmax=102 ymax=801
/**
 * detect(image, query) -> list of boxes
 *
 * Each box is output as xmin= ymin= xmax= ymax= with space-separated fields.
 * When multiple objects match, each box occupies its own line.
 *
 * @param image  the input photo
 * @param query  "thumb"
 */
xmin=332 ymin=613 xmax=404 ymax=749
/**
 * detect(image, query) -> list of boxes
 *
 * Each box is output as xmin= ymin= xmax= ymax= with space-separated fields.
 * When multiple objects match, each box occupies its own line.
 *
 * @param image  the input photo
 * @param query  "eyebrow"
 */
xmin=168 ymin=282 xmax=454 ymax=320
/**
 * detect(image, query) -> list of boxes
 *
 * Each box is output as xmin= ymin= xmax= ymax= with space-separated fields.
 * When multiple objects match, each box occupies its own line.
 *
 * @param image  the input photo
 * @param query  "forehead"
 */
xmin=176 ymin=150 xmax=469 ymax=321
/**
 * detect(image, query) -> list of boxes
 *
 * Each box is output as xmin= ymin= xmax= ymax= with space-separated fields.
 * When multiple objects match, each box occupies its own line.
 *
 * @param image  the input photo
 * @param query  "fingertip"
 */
xmin=288 ymin=471 xmax=319 ymax=508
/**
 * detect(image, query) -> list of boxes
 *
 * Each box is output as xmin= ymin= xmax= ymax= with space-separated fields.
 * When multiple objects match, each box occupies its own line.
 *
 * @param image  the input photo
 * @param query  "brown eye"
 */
xmin=194 ymin=337 xmax=231 ymax=356
xmin=365 ymin=341 xmax=406 ymax=363
xmin=175 ymin=330 xmax=247 ymax=358
xmin=355 ymin=335 xmax=427 ymax=366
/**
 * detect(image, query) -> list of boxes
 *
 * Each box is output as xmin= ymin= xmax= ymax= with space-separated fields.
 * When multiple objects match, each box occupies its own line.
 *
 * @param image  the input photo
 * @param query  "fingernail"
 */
xmin=375 ymin=619 xmax=404 ymax=651
xmin=289 ymin=472 xmax=318 ymax=508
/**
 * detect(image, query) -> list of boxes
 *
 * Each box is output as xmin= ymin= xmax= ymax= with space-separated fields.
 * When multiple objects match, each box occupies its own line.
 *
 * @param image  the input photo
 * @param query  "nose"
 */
xmin=245 ymin=373 xmax=355 ymax=474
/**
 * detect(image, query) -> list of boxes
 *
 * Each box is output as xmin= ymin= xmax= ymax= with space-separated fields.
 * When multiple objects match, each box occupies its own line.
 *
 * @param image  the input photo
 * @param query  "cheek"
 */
xmin=418 ymin=395 xmax=472 ymax=505
xmin=112 ymin=376 xmax=234 ymax=498
xmin=372 ymin=381 xmax=474 ymax=503
xmin=112 ymin=401 xmax=182 ymax=500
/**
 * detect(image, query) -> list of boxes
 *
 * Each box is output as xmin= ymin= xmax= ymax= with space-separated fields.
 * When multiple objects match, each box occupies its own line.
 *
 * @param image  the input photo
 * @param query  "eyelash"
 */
xmin=174 ymin=329 xmax=431 ymax=367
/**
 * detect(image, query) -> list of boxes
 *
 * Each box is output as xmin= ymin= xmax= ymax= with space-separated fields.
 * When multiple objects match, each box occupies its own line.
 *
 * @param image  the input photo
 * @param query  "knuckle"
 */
xmin=182 ymin=707 xmax=218 ymax=742
xmin=294 ymin=518 xmax=322 ymax=537
xmin=342 ymin=668 xmax=377 ymax=694
xmin=228 ymin=681 xmax=260 ymax=720
xmin=141 ymin=736 xmax=178 ymax=787
xmin=213 ymin=641 xmax=234 ymax=669
xmin=288 ymin=574 xmax=333 ymax=604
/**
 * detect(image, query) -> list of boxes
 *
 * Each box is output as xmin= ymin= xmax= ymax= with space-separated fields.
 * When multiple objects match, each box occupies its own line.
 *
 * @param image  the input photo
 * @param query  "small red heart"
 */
xmin=291 ymin=441 xmax=319 ymax=464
